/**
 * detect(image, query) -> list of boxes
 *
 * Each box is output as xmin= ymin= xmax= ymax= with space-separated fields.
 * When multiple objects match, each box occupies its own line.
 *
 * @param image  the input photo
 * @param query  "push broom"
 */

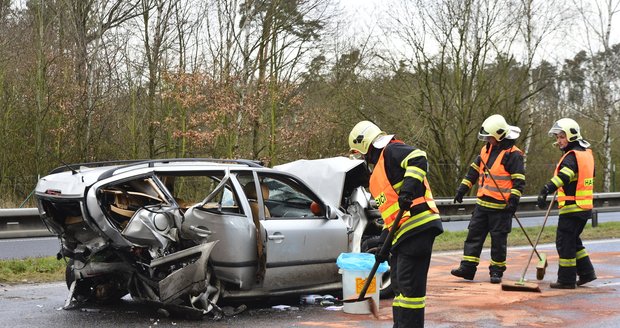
xmin=501 ymin=191 xmax=557 ymax=292
xmin=480 ymin=159 xmax=548 ymax=280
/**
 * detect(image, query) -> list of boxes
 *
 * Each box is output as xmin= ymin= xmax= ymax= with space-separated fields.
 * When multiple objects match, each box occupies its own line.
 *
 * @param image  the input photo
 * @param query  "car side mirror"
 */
xmin=325 ymin=205 xmax=338 ymax=220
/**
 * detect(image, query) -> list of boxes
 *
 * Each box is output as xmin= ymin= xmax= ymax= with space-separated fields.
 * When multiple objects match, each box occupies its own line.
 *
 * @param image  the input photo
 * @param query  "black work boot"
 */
xmin=577 ymin=273 xmax=597 ymax=286
xmin=550 ymin=281 xmax=576 ymax=289
xmin=490 ymin=272 xmax=502 ymax=284
xmin=451 ymin=266 xmax=475 ymax=280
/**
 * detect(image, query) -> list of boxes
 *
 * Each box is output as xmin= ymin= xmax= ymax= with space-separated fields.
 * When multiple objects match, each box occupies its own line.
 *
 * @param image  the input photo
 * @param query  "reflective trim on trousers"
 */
xmin=393 ymin=294 xmax=425 ymax=309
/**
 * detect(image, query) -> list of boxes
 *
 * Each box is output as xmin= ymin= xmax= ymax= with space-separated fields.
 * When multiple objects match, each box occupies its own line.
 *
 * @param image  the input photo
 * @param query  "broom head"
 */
xmin=501 ymin=279 xmax=541 ymax=292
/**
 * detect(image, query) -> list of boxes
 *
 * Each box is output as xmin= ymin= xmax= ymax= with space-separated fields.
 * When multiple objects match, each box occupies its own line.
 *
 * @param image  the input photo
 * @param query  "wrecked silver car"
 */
xmin=35 ymin=157 xmax=385 ymax=318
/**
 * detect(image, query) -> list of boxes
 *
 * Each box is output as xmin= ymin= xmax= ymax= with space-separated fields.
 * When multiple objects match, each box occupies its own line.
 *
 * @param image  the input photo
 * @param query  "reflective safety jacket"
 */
xmin=555 ymin=149 xmax=594 ymax=211
xmin=477 ymin=145 xmax=523 ymax=202
xmin=369 ymin=148 xmax=439 ymax=233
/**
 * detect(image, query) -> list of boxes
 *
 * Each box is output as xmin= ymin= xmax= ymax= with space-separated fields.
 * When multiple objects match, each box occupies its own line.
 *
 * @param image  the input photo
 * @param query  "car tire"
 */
xmin=361 ymin=236 xmax=394 ymax=299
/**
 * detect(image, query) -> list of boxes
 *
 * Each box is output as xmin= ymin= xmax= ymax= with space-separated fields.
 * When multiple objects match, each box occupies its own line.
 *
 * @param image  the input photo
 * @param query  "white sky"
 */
xmin=337 ymin=0 xmax=620 ymax=65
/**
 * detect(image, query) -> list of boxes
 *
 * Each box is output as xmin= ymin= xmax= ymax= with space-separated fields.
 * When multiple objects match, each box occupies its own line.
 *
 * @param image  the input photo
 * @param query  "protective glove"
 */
xmin=375 ymin=250 xmax=389 ymax=264
xmin=374 ymin=229 xmax=390 ymax=263
xmin=537 ymin=186 xmax=550 ymax=210
xmin=506 ymin=195 xmax=519 ymax=214
xmin=453 ymin=184 xmax=468 ymax=204
xmin=398 ymin=192 xmax=414 ymax=211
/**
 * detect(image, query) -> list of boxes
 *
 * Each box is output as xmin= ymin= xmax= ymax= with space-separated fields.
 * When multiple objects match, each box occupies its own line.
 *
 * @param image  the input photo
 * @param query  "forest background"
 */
xmin=0 ymin=0 xmax=619 ymax=206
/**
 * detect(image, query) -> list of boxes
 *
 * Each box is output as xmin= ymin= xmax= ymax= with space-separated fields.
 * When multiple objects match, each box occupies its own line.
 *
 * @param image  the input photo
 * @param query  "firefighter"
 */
xmin=537 ymin=118 xmax=597 ymax=289
xmin=451 ymin=114 xmax=525 ymax=284
xmin=348 ymin=120 xmax=443 ymax=328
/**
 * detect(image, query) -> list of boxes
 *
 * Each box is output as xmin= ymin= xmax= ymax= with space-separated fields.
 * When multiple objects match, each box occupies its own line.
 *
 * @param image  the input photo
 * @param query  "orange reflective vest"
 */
xmin=477 ymin=145 xmax=522 ymax=201
xmin=369 ymin=148 xmax=438 ymax=229
xmin=556 ymin=149 xmax=594 ymax=209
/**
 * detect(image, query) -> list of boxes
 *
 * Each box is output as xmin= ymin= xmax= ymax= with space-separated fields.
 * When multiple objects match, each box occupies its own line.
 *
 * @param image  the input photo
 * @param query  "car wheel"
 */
xmin=361 ymin=236 xmax=394 ymax=299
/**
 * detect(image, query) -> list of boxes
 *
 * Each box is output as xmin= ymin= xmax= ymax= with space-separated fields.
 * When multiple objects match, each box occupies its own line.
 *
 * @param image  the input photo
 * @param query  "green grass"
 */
xmin=1 ymin=222 xmax=619 ymax=285
xmin=0 ymin=256 xmax=66 ymax=284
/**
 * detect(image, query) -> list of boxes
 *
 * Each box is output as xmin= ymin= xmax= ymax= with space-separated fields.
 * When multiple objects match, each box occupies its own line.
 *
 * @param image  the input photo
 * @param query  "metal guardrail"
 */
xmin=3 ymin=192 xmax=620 ymax=239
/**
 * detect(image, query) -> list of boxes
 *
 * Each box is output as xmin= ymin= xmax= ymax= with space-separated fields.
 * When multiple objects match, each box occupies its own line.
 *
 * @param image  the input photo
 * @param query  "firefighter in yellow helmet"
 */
xmin=349 ymin=120 xmax=443 ymax=328
xmin=538 ymin=118 xmax=596 ymax=289
xmin=451 ymin=114 xmax=525 ymax=284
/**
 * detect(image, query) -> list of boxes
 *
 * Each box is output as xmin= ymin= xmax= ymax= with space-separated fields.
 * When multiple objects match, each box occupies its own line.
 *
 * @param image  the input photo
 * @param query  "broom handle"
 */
xmin=479 ymin=158 xmax=544 ymax=260
xmin=519 ymin=191 xmax=557 ymax=281
xmin=357 ymin=208 xmax=406 ymax=301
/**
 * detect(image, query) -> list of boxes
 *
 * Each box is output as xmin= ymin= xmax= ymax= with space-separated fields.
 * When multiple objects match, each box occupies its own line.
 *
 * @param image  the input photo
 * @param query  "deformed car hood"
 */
xmin=274 ymin=156 xmax=368 ymax=208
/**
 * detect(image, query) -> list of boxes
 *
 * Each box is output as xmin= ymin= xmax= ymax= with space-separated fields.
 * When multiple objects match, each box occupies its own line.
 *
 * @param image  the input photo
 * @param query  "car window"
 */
xmin=257 ymin=174 xmax=324 ymax=219
xmin=158 ymin=173 xmax=242 ymax=214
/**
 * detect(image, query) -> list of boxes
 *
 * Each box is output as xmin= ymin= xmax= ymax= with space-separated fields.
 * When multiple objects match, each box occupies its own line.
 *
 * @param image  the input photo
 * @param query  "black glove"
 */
xmin=453 ymin=185 xmax=468 ymax=204
xmin=374 ymin=229 xmax=389 ymax=263
xmin=375 ymin=250 xmax=389 ymax=264
xmin=506 ymin=195 xmax=519 ymax=214
xmin=398 ymin=192 xmax=414 ymax=211
xmin=537 ymin=186 xmax=550 ymax=210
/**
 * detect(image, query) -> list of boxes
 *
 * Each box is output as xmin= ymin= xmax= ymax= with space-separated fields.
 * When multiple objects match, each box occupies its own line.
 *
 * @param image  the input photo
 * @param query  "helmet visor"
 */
xmin=548 ymin=127 xmax=564 ymax=137
xmin=478 ymin=126 xmax=492 ymax=141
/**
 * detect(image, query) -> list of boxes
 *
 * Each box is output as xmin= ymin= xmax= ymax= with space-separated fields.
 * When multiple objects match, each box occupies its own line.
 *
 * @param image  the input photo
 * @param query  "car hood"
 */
xmin=274 ymin=157 xmax=368 ymax=208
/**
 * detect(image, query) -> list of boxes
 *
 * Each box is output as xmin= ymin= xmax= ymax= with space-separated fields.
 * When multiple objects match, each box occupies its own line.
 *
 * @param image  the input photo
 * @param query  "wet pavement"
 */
xmin=1 ymin=239 xmax=619 ymax=327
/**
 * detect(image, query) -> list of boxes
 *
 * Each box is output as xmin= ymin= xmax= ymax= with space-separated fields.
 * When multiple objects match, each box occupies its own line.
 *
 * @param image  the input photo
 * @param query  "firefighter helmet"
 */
xmin=349 ymin=121 xmax=391 ymax=154
xmin=478 ymin=114 xmax=510 ymax=141
xmin=548 ymin=118 xmax=590 ymax=148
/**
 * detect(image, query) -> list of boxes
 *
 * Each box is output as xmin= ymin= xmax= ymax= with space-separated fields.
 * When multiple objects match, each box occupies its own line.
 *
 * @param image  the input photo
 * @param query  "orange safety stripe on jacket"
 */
xmin=369 ymin=148 xmax=438 ymax=228
xmin=555 ymin=149 xmax=594 ymax=209
xmin=477 ymin=145 xmax=522 ymax=201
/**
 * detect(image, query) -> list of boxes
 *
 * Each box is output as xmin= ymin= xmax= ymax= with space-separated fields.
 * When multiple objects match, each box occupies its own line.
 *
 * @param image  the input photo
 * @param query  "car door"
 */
xmin=254 ymin=173 xmax=349 ymax=291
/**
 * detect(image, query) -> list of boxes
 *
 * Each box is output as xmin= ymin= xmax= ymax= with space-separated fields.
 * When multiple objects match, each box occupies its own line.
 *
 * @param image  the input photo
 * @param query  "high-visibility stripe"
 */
xmin=393 ymin=211 xmax=440 ymax=244
xmin=490 ymin=260 xmax=506 ymax=267
xmin=511 ymin=173 xmax=525 ymax=180
xmin=481 ymin=184 xmax=511 ymax=194
xmin=404 ymin=166 xmax=425 ymax=182
xmin=393 ymin=295 xmax=425 ymax=309
xmin=559 ymin=258 xmax=576 ymax=267
xmin=559 ymin=167 xmax=575 ymax=179
xmin=462 ymin=255 xmax=480 ymax=263
xmin=511 ymin=189 xmax=522 ymax=197
xmin=476 ymin=199 xmax=506 ymax=209
xmin=558 ymin=204 xmax=587 ymax=215
xmin=462 ymin=179 xmax=473 ymax=188
xmin=400 ymin=149 xmax=427 ymax=168
xmin=471 ymin=162 xmax=480 ymax=171
xmin=485 ymin=175 xmax=512 ymax=181
xmin=576 ymin=249 xmax=589 ymax=260
xmin=551 ymin=176 xmax=564 ymax=187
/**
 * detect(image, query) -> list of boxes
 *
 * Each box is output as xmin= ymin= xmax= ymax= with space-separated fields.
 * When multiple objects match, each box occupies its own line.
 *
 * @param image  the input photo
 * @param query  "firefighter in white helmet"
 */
xmin=451 ymin=114 xmax=525 ymax=284
xmin=349 ymin=120 xmax=443 ymax=328
xmin=538 ymin=118 xmax=596 ymax=289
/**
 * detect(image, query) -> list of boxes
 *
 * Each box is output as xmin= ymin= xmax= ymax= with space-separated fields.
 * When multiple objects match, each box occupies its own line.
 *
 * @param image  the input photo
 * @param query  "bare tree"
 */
xmin=517 ymin=0 xmax=574 ymax=167
xmin=573 ymin=0 xmax=620 ymax=192
xmin=62 ymin=0 xmax=141 ymax=159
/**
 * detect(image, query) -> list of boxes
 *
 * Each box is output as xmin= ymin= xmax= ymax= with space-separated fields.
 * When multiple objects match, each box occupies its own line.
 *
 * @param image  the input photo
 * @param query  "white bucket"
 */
xmin=341 ymin=269 xmax=381 ymax=314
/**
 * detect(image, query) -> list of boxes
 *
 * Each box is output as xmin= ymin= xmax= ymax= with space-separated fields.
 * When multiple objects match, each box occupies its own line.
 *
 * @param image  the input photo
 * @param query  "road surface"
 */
xmin=1 ymin=239 xmax=619 ymax=327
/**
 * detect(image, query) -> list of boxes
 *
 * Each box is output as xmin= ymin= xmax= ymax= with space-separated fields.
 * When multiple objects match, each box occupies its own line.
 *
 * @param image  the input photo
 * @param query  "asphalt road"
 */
xmin=1 ymin=239 xmax=619 ymax=328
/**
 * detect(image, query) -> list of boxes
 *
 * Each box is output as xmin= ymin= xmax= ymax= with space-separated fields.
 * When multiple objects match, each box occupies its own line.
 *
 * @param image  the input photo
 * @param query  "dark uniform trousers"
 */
xmin=460 ymin=206 xmax=512 ymax=274
xmin=390 ymin=230 xmax=436 ymax=328
xmin=557 ymin=211 xmax=595 ymax=283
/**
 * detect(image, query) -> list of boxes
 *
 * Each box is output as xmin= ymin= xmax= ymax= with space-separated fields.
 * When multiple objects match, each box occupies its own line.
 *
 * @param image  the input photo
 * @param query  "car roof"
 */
xmin=36 ymin=158 xmax=269 ymax=198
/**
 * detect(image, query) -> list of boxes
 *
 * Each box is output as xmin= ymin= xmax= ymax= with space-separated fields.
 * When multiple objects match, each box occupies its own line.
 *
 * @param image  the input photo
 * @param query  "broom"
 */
xmin=501 ymin=192 xmax=557 ymax=292
xmin=479 ymin=159 xmax=548 ymax=280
